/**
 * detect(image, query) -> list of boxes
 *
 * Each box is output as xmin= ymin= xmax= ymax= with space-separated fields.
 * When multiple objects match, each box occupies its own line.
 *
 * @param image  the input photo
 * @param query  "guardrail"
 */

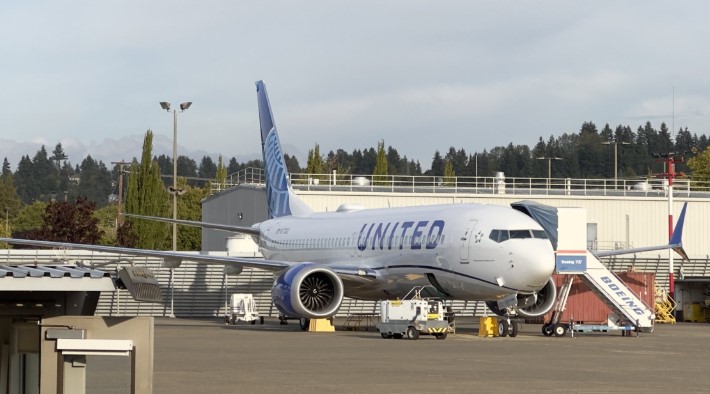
xmin=213 ymin=168 xmax=710 ymax=197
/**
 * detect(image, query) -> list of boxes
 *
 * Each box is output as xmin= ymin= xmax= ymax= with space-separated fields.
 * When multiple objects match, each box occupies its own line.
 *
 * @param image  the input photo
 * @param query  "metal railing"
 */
xmin=213 ymin=168 xmax=710 ymax=197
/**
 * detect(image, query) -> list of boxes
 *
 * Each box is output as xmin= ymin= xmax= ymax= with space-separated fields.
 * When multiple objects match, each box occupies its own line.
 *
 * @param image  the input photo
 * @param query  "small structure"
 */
xmin=225 ymin=294 xmax=264 ymax=325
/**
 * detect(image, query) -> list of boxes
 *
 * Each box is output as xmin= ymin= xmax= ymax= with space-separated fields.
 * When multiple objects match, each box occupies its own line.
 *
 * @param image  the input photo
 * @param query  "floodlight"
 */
xmin=180 ymin=102 xmax=192 ymax=111
xmin=160 ymin=102 xmax=171 ymax=111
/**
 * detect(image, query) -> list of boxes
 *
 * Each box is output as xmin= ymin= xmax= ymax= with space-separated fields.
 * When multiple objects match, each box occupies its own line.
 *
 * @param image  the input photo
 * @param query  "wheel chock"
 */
xmin=308 ymin=318 xmax=335 ymax=332
xmin=478 ymin=316 xmax=498 ymax=337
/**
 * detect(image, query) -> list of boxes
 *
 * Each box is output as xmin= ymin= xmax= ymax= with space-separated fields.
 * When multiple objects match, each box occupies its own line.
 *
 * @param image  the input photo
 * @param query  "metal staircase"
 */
xmin=578 ymin=253 xmax=655 ymax=331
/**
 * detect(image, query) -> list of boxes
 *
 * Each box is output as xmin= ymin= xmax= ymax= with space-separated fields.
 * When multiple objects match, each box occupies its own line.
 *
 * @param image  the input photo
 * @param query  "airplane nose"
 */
xmin=513 ymin=241 xmax=555 ymax=290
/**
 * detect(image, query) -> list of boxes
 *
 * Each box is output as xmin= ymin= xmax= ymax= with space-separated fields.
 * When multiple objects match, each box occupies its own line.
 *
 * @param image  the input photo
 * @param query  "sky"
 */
xmin=1 ymin=1 xmax=709 ymax=172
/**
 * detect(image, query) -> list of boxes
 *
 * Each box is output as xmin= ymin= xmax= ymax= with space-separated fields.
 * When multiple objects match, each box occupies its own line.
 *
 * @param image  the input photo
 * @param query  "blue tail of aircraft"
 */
xmin=256 ymin=81 xmax=313 ymax=219
xmin=670 ymin=202 xmax=689 ymax=261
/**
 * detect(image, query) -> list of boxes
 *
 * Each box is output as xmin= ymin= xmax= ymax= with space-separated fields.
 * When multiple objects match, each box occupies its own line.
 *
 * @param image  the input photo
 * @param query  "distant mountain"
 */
xmin=0 ymin=134 xmax=264 ymax=170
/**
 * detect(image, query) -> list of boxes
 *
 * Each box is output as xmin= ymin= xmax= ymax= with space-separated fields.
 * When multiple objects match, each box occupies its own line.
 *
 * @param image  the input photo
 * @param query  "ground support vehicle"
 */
xmin=225 ymin=294 xmax=264 ymax=325
xmin=376 ymin=287 xmax=453 ymax=340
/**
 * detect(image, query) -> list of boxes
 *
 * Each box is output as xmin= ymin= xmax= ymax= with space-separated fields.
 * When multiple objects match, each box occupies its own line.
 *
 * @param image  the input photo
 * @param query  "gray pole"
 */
xmin=172 ymin=109 xmax=178 ymax=252
xmin=614 ymin=143 xmax=618 ymax=189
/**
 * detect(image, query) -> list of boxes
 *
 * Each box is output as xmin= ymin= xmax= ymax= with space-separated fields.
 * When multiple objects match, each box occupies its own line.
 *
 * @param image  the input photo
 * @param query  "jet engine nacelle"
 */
xmin=514 ymin=277 xmax=557 ymax=318
xmin=272 ymin=263 xmax=344 ymax=319
xmin=486 ymin=277 xmax=557 ymax=318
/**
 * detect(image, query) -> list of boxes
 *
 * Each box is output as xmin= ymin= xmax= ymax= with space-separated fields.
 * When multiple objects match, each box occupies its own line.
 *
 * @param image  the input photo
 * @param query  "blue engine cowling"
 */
xmin=272 ymin=263 xmax=344 ymax=319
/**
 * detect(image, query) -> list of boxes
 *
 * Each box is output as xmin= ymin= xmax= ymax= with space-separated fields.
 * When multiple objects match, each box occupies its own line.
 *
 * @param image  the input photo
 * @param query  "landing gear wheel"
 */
xmin=435 ymin=332 xmax=448 ymax=340
xmin=279 ymin=317 xmax=287 ymax=325
xmin=259 ymin=316 xmax=265 ymax=325
xmin=392 ymin=333 xmax=403 ymax=339
xmin=542 ymin=323 xmax=554 ymax=337
xmin=299 ymin=318 xmax=310 ymax=331
xmin=553 ymin=323 xmax=567 ymax=337
xmin=251 ymin=319 xmax=256 ymax=325
xmin=508 ymin=321 xmax=519 ymax=337
xmin=497 ymin=319 xmax=509 ymax=337
xmin=380 ymin=332 xmax=392 ymax=339
xmin=406 ymin=326 xmax=420 ymax=340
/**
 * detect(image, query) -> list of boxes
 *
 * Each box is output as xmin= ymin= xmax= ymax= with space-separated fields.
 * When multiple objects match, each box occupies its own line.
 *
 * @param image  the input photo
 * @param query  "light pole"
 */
xmin=160 ymin=101 xmax=192 ymax=251
xmin=160 ymin=101 xmax=192 ymax=318
xmin=536 ymin=156 xmax=562 ymax=193
xmin=602 ymin=140 xmax=630 ymax=189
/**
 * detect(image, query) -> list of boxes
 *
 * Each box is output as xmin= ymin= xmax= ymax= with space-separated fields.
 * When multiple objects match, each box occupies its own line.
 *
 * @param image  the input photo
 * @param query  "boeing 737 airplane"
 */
xmin=0 ymin=81 xmax=688 ymax=335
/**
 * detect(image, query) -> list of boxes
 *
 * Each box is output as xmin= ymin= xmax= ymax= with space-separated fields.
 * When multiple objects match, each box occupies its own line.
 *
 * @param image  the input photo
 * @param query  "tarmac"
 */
xmin=127 ymin=317 xmax=710 ymax=393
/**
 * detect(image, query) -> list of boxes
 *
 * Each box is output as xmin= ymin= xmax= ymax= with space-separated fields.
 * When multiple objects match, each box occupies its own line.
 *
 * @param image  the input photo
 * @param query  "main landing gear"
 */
xmin=497 ymin=317 xmax=519 ymax=337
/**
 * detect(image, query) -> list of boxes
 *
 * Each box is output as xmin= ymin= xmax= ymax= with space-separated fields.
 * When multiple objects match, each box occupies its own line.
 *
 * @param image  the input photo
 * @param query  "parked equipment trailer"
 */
xmin=376 ymin=287 xmax=453 ymax=340
xmin=225 ymin=294 xmax=264 ymax=325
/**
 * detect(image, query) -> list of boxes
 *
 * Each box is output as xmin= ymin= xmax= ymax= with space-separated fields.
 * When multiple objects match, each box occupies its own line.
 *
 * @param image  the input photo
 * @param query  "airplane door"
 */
xmin=459 ymin=220 xmax=478 ymax=261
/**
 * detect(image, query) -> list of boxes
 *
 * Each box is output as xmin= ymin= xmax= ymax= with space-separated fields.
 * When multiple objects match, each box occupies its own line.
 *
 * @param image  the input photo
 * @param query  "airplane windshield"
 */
xmin=532 ymin=230 xmax=548 ymax=239
xmin=489 ymin=229 xmax=545 ymax=243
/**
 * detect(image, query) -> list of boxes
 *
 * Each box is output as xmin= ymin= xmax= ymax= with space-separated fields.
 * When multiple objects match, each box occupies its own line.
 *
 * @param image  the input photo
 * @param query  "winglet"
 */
xmin=670 ymin=202 xmax=689 ymax=261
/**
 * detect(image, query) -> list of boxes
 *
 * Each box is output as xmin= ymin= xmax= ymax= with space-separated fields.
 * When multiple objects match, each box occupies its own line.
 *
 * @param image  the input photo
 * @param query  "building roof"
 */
xmin=0 ymin=265 xmax=115 ymax=291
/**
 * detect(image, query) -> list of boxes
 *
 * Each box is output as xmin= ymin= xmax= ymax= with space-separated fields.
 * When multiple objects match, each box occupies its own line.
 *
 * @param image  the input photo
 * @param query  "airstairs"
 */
xmin=579 ymin=254 xmax=655 ymax=331
xmin=543 ymin=255 xmax=655 ymax=336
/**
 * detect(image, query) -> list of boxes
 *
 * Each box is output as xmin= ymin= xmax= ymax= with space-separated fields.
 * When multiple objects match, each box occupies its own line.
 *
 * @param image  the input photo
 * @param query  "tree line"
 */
xmin=304 ymin=121 xmax=708 ymax=180
xmin=1 ymin=120 xmax=709 ymax=251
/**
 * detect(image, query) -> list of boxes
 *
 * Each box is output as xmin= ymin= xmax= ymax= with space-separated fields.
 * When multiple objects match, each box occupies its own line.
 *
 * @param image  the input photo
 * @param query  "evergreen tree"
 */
xmin=283 ymin=154 xmax=301 ymax=173
xmin=176 ymin=178 xmax=207 ymax=250
xmin=372 ymin=140 xmax=389 ymax=185
xmin=443 ymin=160 xmax=455 ymax=186
xmin=2 ymin=158 xmax=10 ymax=177
xmin=227 ymin=157 xmax=240 ymax=174
xmin=121 ymin=130 xmax=170 ymax=249
xmin=177 ymin=155 xmax=198 ymax=178
xmin=429 ymin=151 xmax=445 ymax=176
xmin=198 ymin=156 xmax=217 ymax=179
xmin=215 ymin=155 xmax=228 ymax=188
xmin=74 ymin=156 xmax=113 ymax=206
xmin=306 ymin=144 xmax=325 ymax=174
xmin=0 ymin=170 xmax=20 ymax=246
xmin=14 ymin=155 xmax=35 ymax=204
xmin=51 ymin=143 xmax=68 ymax=169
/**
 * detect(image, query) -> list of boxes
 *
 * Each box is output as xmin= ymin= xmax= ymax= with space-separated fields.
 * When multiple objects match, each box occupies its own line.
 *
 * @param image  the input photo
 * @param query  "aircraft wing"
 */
xmin=0 ymin=237 xmax=288 ymax=271
xmin=123 ymin=213 xmax=260 ymax=236
xmin=593 ymin=202 xmax=689 ymax=261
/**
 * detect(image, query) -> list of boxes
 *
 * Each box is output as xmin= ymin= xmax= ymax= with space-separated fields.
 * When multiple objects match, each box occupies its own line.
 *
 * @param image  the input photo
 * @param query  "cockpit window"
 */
xmin=509 ymin=230 xmax=532 ymax=239
xmin=489 ymin=229 xmax=510 ymax=243
xmin=490 ymin=229 xmax=544 ymax=242
xmin=532 ymin=230 xmax=548 ymax=239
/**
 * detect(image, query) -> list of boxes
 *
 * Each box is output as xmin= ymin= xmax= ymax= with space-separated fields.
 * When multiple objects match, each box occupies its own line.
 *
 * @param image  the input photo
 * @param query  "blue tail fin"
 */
xmin=256 ymin=81 xmax=312 ymax=219
xmin=670 ymin=202 xmax=689 ymax=261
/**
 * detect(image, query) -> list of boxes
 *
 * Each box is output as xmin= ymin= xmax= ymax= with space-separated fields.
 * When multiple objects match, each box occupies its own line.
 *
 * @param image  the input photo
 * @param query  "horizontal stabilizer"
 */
xmin=595 ymin=202 xmax=688 ymax=260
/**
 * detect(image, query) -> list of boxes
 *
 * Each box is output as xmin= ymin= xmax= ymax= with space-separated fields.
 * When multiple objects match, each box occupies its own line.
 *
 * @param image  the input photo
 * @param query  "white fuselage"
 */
xmin=257 ymin=203 xmax=555 ymax=301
